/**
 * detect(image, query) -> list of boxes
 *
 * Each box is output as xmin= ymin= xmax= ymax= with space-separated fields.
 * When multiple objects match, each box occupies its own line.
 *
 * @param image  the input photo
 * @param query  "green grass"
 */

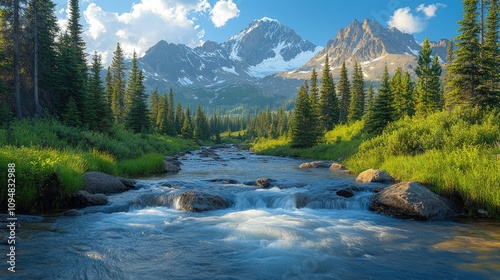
xmin=0 ymin=119 xmax=198 ymax=213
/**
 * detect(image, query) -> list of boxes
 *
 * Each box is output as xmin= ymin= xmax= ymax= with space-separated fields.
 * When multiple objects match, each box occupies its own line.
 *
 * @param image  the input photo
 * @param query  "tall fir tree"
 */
xmin=337 ymin=61 xmax=351 ymax=123
xmin=126 ymin=51 xmax=140 ymax=116
xmin=104 ymin=66 xmax=113 ymax=105
xmin=319 ymin=54 xmax=339 ymax=131
xmin=25 ymin=0 xmax=59 ymax=115
xmin=291 ymin=81 xmax=318 ymax=148
xmin=85 ymin=52 xmax=112 ymax=133
xmin=480 ymin=0 xmax=500 ymax=107
xmin=309 ymin=68 xmax=319 ymax=106
xmin=415 ymin=37 xmax=442 ymax=116
xmin=149 ymin=88 xmax=159 ymax=130
xmin=165 ymin=88 xmax=176 ymax=136
xmin=348 ymin=61 xmax=365 ymax=122
xmin=110 ymin=42 xmax=127 ymax=123
xmin=181 ymin=107 xmax=193 ymax=139
xmin=365 ymin=65 xmax=395 ymax=135
xmin=156 ymin=92 xmax=167 ymax=131
xmin=174 ymin=101 xmax=184 ymax=135
xmin=125 ymin=53 xmax=150 ymax=133
xmin=446 ymin=0 xmax=481 ymax=109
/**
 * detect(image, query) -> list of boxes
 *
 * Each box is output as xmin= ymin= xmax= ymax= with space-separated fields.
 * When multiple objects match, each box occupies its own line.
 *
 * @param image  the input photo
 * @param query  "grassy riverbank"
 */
xmin=252 ymin=108 xmax=500 ymax=217
xmin=0 ymin=119 xmax=198 ymax=213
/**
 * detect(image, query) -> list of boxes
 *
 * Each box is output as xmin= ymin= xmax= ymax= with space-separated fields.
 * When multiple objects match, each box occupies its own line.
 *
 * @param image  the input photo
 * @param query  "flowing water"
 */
xmin=2 ymin=146 xmax=500 ymax=279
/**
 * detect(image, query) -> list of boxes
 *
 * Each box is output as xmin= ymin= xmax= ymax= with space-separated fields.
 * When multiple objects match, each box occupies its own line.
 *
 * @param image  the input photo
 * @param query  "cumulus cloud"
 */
xmin=210 ymin=0 xmax=240 ymax=28
xmin=388 ymin=3 xmax=446 ymax=34
xmin=388 ymin=7 xmax=426 ymax=34
xmin=416 ymin=3 xmax=447 ymax=18
xmin=78 ymin=0 xmax=215 ymax=64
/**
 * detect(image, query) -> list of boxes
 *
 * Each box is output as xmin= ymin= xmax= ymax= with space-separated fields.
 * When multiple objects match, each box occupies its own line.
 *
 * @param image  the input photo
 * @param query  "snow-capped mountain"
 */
xmin=139 ymin=17 xmax=320 ymax=89
xmin=284 ymin=19 xmax=449 ymax=80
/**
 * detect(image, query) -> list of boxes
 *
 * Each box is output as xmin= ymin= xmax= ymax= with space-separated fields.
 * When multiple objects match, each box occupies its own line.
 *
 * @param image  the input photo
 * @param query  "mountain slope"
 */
xmin=283 ymin=19 xmax=448 ymax=81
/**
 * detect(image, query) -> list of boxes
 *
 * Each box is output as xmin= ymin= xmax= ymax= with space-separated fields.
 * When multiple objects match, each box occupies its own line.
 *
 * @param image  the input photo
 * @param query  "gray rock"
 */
xmin=209 ymin=179 xmax=240 ymax=185
xmin=256 ymin=177 xmax=276 ymax=188
xmin=177 ymin=191 xmax=229 ymax=212
xmin=478 ymin=209 xmax=489 ymax=218
xmin=63 ymin=209 xmax=81 ymax=216
xmin=336 ymin=189 xmax=355 ymax=198
xmin=163 ymin=161 xmax=181 ymax=173
xmin=119 ymin=178 xmax=136 ymax=189
xmin=356 ymin=169 xmax=395 ymax=183
xmin=370 ymin=181 xmax=457 ymax=220
xmin=330 ymin=163 xmax=347 ymax=170
xmin=70 ymin=190 xmax=108 ymax=208
xmin=83 ymin=172 xmax=129 ymax=194
xmin=299 ymin=161 xmax=331 ymax=169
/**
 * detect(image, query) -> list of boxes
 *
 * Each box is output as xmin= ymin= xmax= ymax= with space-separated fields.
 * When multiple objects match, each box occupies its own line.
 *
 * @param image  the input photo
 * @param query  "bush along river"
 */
xmin=2 ymin=145 xmax=500 ymax=279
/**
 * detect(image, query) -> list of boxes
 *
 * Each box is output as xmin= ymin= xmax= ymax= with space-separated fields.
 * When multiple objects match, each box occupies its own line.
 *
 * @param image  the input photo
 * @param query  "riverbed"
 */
xmin=2 ymin=146 xmax=500 ymax=279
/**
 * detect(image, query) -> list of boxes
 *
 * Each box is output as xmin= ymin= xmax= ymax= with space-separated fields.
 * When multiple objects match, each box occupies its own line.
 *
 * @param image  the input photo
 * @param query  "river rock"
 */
xmin=63 ymin=209 xmax=81 ymax=217
xmin=177 ymin=191 xmax=229 ymax=212
xmin=69 ymin=190 xmax=108 ymax=208
xmin=329 ymin=163 xmax=347 ymax=170
xmin=370 ymin=181 xmax=456 ymax=220
xmin=356 ymin=169 xmax=395 ymax=183
xmin=119 ymin=178 xmax=136 ymax=189
xmin=83 ymin=172 xmax=129 ymax=194
xmin=163 ymin=161 xmax=181 ymax=173
xmin=336 ymin=189 xmax=355 ymax=198
xmin=209 ymin=179 xmax=240 ymax=185
xmin=256 ymin=177 xmax=276 ymax=188
xmin=299 ymin=161 xmax=331 ymax=169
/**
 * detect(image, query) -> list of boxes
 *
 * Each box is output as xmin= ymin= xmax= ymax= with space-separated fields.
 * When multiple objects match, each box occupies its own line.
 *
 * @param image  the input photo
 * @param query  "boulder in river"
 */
xmin=329 ymin=163 xmax=347 ymax=171
xmin=299 ymin=161 xmax=331 ymax=169
xmin=69 ymin=190 xmax=108 ymax=208
xmin=163 ymin=161 xmax=181 ymax=173
xmin=256 ymin=177 xmax=276 ymax=188
xmin=356 ymin=169 xmax=395 ymax=183
xmin=370 ymin=181 xmax=457 ymax=220
xmin=83 ymin=172 xmax=129 ymax=194
xmin=176 ymin=191 xmax=229 ymax=212
xmin=209 ymin=179 xmax=240 ymax=185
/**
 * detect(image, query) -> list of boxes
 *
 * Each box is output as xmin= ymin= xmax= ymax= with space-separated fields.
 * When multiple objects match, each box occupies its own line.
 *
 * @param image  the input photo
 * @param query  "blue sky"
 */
xmin=53 ymin=0 xmax=463 ymax=64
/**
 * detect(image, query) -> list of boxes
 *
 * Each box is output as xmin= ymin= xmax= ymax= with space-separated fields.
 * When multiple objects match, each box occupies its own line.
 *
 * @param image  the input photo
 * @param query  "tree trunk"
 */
xmin=13 ymin=0 xmax=22 ymax=119
xmin=33 ymin=0 xmax=41 ymax=116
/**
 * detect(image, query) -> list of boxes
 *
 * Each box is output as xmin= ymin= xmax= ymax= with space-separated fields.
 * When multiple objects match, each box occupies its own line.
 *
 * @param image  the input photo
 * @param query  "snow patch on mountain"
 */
xmin=222 ymin=66 xmax=239 ymax=75
xmin=247 ymin=44 xmax=322 ymax=78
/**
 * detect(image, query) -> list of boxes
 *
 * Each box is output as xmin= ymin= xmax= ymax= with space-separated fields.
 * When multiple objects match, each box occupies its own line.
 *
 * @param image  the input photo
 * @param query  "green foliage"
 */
xmin=125 ymin=51 xmax=150 ymax=133
xmin=117 ymin=153 xmax=164 ymax=176
xmin=415 ymin=37 xmax=442 ymax=116
xmin=348 ymin=62 xmax=365 ymax=123
xmin=347 ymin=107 xmax=500 ymax=216
xmin=319 ymin=54 xmax=339 ymax=130
xmin=338 ymin=61 xmax=351 ymax=123
xmin=365 ymin=66 xmax=395 ymax=135
xmin=291 ymin=82 xmax=319 ymax=148
xmin=109 ymin=42 xmax=127 ymax=124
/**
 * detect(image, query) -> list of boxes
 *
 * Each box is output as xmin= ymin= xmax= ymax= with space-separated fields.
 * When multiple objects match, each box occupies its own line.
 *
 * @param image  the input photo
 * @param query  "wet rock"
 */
xmin=370 ymin=181 xmax=457 ymax=220
xmin=177 ymin=191 xmax=229 ymax=212
xmin=336 ymin=189 xmax=355 ymax=198
xmin=69 ymin=190 xmax=108 ymax=208
xmin=478 ymin=209 xmax=489 ymax=218
xmin=83 ymin=172 xmax=129 ymax=194
xmin=209 ymin=179 xmax=240 ymax=185
xmin=256 ymin=177 xmax=276 ymax=188
xmin=163 ymin=161 xmax=181 ymax=173
xmin=330 ymin=163 xmax=347 ymax=170
xmin=356 ymin=169 xmax=395 ymax=183
xmin=119 ymin=178 xmax=136 ymax=189
xmin=63 ymin=209 xmax=81 ymax=217
xmin=299 ymin=161 xmax=331 ymax=169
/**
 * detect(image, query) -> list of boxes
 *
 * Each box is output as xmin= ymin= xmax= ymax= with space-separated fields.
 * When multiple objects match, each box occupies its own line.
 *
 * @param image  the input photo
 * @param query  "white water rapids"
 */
xmin=2 ymin=146 xmax=499 ymax=279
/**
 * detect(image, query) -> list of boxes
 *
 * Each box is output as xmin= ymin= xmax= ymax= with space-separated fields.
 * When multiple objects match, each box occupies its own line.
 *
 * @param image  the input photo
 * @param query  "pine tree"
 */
xmin=63 ymin=96 xmax=80 ymax=127
xmin=446 ymin=0 xmax=481 ymax=109
xmin=291 ymin=82 xmax=318 ymax=148
xmin=348 ymin=61 xmax=365 ymax=122
xmin=166 ymin=88 xmax=176 ymax=136
xmin=194 ymin=104 xmax=210 ymax=141
xmin=110 ymin=43 xmax=127 ymax=123
xmin=175 ymin=101 xmax=184 ymax=135
xmin=25 ymin=0 xmax=59 ymax=115
xmin=181 ymin=107 xmax=193 ymax=139
xmin=85 ymin=52 xmax=112 ymax=133
xmin=149 ymin=88 xmax=159 ymax=130
xmin=156 ymin=92 xmax=167 ymax=131
xmin=338 ymin=61 xmax=351 ymax=123
xmin=309 ymin=68 xmax=319 ymax=106
xmin=415 ymin=37 xmax=442 ymax=116
xmin=126 ymin=51 xmax=140 ymax=116
xmin=401 ymin=71 xmax=416 ymax=117
xmin=480 ymin=0 xmax=500 ymax=107
xmin=319 ymin=54 xmax=339 ymax=131
xmin=365 ymin=65 xmax=395 ymax=135
xmin=104 ymin=66 xmax=113 ymax=105
xmin=125 ymin=53 xmax=150 ymax=133
xmin=443 ymin=39 xmax=455 ymax=102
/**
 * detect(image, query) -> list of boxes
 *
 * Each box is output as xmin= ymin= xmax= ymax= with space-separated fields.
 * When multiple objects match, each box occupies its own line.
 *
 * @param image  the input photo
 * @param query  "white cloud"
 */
xmin=416 ymin=3 xmax=447 ymax=18
xmin=80 ymin=0 xmax=212 ymax=64
xmin=388 ymin=7 xmax=426 ymax=34
xmin=210 ymin=0 xmax=240 ymax=28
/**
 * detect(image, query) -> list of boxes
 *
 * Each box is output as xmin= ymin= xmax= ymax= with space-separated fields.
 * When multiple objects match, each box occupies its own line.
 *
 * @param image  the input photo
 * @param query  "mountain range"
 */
xmin=138 ymin=17 xmax=449 ymax=110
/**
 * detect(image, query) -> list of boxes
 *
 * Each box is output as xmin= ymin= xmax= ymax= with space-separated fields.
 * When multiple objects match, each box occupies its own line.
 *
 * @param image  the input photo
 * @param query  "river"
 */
xmin=2 ymin=146 xmax=500 ymax=279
